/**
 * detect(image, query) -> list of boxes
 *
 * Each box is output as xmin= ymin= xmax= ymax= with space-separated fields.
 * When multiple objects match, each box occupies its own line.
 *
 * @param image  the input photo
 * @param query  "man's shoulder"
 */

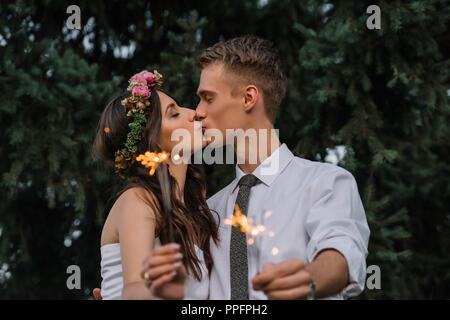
xmin=206 ymin=179 xmax=236 ymax=209
xmin=289 ymin=155 xmax=356 ymax=184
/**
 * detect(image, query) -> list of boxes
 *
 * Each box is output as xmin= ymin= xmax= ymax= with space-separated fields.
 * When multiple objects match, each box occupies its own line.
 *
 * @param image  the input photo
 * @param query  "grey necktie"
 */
xmin=230 ymin=174 xmax=260 ymax=300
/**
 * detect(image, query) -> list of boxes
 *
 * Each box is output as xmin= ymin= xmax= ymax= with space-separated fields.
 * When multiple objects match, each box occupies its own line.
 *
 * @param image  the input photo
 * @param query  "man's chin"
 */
xmin=197 ymin=140 xmax=209 ymax=150
xmin=190 ymin=140 xmax=208 ymax=154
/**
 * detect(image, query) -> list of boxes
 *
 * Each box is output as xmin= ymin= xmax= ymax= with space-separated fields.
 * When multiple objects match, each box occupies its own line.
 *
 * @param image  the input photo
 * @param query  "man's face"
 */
xmin=195 ymin=63 xmax=246 ymax=144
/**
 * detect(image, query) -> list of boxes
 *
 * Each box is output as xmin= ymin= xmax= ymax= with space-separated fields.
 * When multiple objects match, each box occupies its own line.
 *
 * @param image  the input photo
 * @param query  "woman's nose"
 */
xmin=187 ymin=108 xmax=196 ymax=122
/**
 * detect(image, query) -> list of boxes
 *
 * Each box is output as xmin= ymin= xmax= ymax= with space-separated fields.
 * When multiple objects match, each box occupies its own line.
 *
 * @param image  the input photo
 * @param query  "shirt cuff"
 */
xmin=306 ymin=236 xmax=367 ymax=299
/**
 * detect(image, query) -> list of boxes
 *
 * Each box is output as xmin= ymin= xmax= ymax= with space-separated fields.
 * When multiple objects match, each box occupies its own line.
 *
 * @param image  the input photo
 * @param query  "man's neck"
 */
xmin=235 ymin=124 xmax=281 ymax=175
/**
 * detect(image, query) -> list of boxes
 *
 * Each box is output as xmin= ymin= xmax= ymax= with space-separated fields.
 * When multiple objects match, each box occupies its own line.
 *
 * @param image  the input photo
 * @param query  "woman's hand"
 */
xmin=141 ymin=243 xmax=187 ymax=300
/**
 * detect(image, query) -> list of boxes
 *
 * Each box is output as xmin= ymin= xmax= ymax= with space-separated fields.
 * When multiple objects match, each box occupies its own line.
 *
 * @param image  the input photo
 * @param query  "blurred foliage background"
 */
xmin=0 ymin=0 xmax=448 ymax=299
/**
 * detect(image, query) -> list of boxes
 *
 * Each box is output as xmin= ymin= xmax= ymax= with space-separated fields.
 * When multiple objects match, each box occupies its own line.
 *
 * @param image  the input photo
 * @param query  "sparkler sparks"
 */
xmin=224 ymin=205 xmax=275 ymax=247
xmin=225 ymin=206 xmax=280 ymax=274
xmin=263 ymin=210 xmax=272 ymax=219
xmin=225 ymin=204 xmax=265 ymax=235
xmin=136 ymin=151 xmax=170 ymax=176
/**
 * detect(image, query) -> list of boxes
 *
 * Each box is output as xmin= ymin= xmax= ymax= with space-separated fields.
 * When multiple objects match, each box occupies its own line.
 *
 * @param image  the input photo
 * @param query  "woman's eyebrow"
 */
xmin=164 ymin=103 xmax=176 ymax=116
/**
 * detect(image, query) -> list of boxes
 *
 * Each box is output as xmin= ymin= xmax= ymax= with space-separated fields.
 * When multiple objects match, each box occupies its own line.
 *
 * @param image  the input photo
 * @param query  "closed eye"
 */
xmin=204 ymin=96 xmax=213 ymax=104
xmin=197 ymin=90 xmax=216 ymax=104
xmin=165 ymin=103 xmax=176 ymax=116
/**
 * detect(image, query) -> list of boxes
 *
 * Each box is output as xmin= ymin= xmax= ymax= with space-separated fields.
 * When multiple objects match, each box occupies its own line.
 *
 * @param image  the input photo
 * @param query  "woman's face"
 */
xmin=158 ymin=91 xmax=206 ymax=158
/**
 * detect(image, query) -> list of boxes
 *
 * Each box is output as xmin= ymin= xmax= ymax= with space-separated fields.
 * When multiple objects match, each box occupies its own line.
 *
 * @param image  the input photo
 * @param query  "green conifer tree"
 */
xmin=0 ymin=0 xmax=448 ymax=299
xmin=287 ymin=0 xmax=449 ymax=298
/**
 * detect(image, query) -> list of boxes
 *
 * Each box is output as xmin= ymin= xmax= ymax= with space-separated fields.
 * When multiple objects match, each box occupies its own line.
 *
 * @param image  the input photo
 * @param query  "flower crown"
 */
xmin=113 ymin=69 xmax=163 ymax=178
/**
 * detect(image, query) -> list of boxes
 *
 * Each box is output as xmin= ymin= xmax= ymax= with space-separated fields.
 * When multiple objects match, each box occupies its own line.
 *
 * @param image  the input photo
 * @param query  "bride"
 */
xmin=93 ymin=70 xmax=219 ymax=299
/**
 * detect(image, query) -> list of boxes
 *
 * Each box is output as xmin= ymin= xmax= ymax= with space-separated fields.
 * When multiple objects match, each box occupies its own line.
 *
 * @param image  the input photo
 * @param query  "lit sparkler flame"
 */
xmin=225 ymin=204 xmax=267 ymax=236
xmin=225 ymin=206 xmax=280 ymax=272
xmin=224 ymin=205 xmax=275 ymax=249
xmin=136 ymin=151 xmax=170 ymax=176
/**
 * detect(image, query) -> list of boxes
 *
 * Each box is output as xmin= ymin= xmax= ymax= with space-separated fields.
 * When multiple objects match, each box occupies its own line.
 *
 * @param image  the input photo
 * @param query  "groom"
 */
xmin=192 ymin=35 xmax=370 ymax=300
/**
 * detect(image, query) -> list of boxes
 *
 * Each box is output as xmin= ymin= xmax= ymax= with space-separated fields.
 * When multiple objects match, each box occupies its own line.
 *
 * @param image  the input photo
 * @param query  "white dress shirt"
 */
xmin=206 ymin=143 xmax=370 ymax=300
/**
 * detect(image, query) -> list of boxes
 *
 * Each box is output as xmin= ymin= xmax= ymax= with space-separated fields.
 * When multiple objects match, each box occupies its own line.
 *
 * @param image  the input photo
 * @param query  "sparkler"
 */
xmin=224 ymin=204 xmax=273 ymax=244
xmin=136 ymin=150 xmax=175 ymax=242
xmin=224 ymin=204 xmax=267 ymax=242
xmin=224 ymin=205 xmax=279 ymax=270
xmin=136 ymin=151 xmax=170 ymax=176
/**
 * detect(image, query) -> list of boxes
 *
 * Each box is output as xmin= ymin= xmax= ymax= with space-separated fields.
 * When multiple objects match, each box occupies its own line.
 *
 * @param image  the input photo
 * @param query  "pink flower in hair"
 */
xmin=129 ymin=73 xmax=147 ymax=86
xmin=132 ymin=86 xmax=150 ymax=97
xmin=138 ymin=70 xmax=156 ymax=86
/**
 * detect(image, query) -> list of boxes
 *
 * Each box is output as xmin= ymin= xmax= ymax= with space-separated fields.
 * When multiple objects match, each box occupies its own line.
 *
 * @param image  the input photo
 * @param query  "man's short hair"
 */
xmin=195 ymin=35 xmax=287 ymax=122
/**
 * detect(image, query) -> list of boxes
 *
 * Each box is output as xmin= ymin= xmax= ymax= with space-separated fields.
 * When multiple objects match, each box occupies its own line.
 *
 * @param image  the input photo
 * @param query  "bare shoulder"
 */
xmin=101 ymin=187 xmax=159 ymax=246
xmin=116 ymin=187 xmax=159 ymax=219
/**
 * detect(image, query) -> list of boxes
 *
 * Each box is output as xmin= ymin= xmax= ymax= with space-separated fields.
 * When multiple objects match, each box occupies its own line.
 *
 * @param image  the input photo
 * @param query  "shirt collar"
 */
xmin=230 ymin=143 xmax=294 ymax=194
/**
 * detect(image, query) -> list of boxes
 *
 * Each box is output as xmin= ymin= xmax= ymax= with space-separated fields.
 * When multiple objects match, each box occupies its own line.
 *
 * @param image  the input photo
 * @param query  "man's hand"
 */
xmin=252 ymin=250 xmax=350 ymax=300
xmin=93 ymin=288 xmax=102 ymax=300
xmin=251 ymin=259 xmax=313 ymax=300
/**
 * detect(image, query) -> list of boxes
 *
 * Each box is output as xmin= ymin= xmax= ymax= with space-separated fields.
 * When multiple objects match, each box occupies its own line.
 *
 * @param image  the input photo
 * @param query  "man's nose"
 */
xmin=195 ymin=110 xmax=207 ymax=121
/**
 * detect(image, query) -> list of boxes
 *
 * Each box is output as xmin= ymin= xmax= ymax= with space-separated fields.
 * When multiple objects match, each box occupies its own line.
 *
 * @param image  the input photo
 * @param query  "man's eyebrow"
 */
xmin=164 ymin=102 xmax=175 ymax=116
xmin=197 ymin=90 xmax=216 ymax=97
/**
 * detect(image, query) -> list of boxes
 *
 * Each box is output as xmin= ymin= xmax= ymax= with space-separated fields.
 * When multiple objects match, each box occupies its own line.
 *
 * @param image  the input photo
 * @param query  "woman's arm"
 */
xmin=117 ymin=188 xmax=161 ymax=300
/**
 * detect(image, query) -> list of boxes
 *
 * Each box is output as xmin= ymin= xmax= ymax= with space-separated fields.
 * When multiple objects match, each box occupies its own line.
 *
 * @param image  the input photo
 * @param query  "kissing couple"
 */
xmin=93 ymin=35 xmax=370 ymax=300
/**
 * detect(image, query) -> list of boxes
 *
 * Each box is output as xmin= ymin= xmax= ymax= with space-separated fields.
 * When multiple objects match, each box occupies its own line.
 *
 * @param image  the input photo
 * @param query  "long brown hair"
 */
xmin=93 ymin=86 xmax=219 ymax=280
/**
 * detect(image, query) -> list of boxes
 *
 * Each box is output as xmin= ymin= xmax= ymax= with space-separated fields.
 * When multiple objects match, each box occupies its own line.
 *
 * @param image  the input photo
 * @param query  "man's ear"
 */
xmin=243 ymin=85 xmax=258 ymax=112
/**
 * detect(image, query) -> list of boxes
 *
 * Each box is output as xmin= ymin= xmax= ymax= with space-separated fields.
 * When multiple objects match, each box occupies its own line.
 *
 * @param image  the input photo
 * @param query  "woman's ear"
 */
xmin=243 ymin=85 xmax=258 ymax=112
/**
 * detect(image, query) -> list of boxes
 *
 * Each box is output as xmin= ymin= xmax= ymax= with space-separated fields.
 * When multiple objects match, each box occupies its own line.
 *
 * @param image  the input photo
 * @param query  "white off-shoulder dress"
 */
xmin=100 ymin=238 xmax=209 ymax=300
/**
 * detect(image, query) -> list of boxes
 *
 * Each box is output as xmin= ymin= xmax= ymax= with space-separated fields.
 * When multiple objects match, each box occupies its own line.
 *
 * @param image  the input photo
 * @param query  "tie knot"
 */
xmin=238 ymin=174 xmax=259 ymax=188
